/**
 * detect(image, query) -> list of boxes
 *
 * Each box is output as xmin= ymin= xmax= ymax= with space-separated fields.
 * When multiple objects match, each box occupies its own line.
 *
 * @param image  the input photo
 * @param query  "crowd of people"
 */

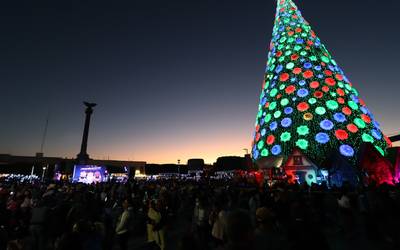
xmin=1 ymin=174 xmax=400 ymax=250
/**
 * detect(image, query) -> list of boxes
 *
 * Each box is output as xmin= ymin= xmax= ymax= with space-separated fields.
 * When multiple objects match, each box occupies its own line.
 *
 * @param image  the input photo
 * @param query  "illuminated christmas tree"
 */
xmin=252 ymin=0 xmax=391 ymax=165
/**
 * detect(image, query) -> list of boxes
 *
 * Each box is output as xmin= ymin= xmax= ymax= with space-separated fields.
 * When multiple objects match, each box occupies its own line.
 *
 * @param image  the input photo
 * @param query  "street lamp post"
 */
xmin=41 ymin=165 xmax=47 ymax=182
xmin=177 ymin=159 xmax=181 ymax=177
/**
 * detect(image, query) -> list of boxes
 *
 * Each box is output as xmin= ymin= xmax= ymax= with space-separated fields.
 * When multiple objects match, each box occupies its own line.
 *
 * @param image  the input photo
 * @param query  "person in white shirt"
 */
xmin=115 ymin=199 xmax=131 ymax=250
xmin=209 ymin=202 xmax=227 ymax=246
xmin=147 ymin=200 xmax=165 ymax=250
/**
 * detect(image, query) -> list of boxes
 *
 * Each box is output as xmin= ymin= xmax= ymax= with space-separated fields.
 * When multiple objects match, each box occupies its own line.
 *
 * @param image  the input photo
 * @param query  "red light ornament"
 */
xmin=361 ymin=114 xmax=371 ymax=123
xmin=342 ymin=107 xmax=352 ymax=116
xmin=325 ymin=77 xmax=336 ymax=86
xmin=255 ymin=133 xmax=261 ymax=141
xmin=335 ymin=74 xmax=343 ymax=81
xmin=347 ymin=124 xmax=358 ymax=133
xmin=297 ymin=102 xmax=309 ymax=112
xmin=335 ymin=129 xmax=348 ymax=140
xmin=310 ymin=81 xmax=319 ymax=89
xmin=336 ymin=88 xmax=345 ymax=96
xmin=280 ymin=73 xmax=290 ymax=82
xmin=303 ymin=70 xmax=314 ymax=79
xmin=267 ymin=135 xmax=275 ymax=145
xmin=314 ymin=91 xmax=323 ymax=98
xmin=285 ymin=85 xmax=296 ymax=94
xmin=293 ymin=67 xmax=302 ymax=74
xmin=291 ymin=54 xmax=299 ymax=61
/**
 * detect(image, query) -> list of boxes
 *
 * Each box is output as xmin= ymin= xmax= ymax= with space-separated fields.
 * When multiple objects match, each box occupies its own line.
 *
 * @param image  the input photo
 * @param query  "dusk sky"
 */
xmin=1 ymin=0 xmax=399 ymax=164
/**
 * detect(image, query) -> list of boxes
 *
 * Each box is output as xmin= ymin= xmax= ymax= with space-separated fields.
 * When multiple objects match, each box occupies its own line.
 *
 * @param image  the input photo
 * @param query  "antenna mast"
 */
xmin=40 ymin=112 xmax=50 ymax=154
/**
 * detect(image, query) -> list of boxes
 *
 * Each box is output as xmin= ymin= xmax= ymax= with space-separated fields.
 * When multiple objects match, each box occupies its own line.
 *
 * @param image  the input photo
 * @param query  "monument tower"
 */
xmin=77 ymin=102 xmax=97 ymax=164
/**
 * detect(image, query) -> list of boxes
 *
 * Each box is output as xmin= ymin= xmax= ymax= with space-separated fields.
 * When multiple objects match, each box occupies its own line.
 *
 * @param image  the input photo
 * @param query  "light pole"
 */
xmin=31 ymin=165 xmax=35 ymax=176
xmin=41 ymin=165 xmax=47 ymax=182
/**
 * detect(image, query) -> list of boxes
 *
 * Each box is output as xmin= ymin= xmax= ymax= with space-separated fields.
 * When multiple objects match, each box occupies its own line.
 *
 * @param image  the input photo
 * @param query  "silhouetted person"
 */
xmin=254 ymin=207 xmax=287 ymax=250
xmin=224 ymin=209 xmax=255 ymax=250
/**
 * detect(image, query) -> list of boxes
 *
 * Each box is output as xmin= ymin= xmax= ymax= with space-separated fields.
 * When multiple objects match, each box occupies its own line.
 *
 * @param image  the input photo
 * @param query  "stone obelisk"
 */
xmin=77 ymin=102 xmax=97 ymax=164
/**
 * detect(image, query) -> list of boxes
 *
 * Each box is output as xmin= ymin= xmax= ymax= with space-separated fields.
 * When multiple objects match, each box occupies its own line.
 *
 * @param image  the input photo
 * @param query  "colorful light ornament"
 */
xmin=297 ymin=88 xmax=309 ymax=97
xmin=286 ymin=62 xmax=295 ymax=69
xmin=269 ymin=102 xmax=277 ymax=110
xmin=303 ymin=113 xmax=313 ymax=121
xmin=298 ymin=80 xmax=306 ymax=86
xmin=261 ymin=148 xmax=269 ymax=157
xmin=265 ymin=114 xmax=272 ymax=123
xmin=267 ymin=135 xmax=275 ymax=145
xmin=354 ymin=118 xmax=366 ymax=129
xmin=315 ymin=107 xmax=326 ymax=115
xmin=297 ymin=102 xmax=309 ymax=111
xmin=347 ymin=124 xmax=358 ymax=133
xmin=271 ymin=145 xmax=282 ymax=155
xmin=371 ymin=129 xmax=382 ymax=140
xmin=334 ymin=113 xmax=346 ymax=123
xmin=270 ymin=121 xmax=278 ymax=131
xmin=315 ymin=132 xmax=330 ymax=144
xmin=335 ymin=129 xmax=349 ymax=140
xmin=280 ymin=132 xmax=291 ymax=142
xmin=281 ymin=98 xmax=290 ymax=106
xmin=320 ymin=119 xmax=334 ymax=130
xmin=296 ymin=139 xmax=308 ymax=150
xmin=308 ymin=98 xmax=316 ymax=105
xmin=252 ymin=0 xmax=389 ymax=166
xmin=375 ymin=146 xmax=385 ymax=156
xmin=326 ymin=100 xmax=339 ymax=110
xmin=257 ymin=140 xmax=264 ymax=150
xmin=270 ymin=88 xmax=278 ymax=97
xmin=297 ymin=125 xmax=309 ymax=136
xmin=340 ymin=144 xmax=354 ymax=157
xmin=284 ymin=107 xmax=293 ymax=115
xmin=281 ymin=117 xmax=292 ymax=128
xmin=274 ymin=110 xmax=282 ymax=118
xmin=362 ymin=133 xmax=374 ymax=143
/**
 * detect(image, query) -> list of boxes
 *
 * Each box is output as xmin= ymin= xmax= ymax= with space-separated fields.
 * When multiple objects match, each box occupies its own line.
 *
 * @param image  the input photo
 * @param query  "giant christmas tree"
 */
xmin=252 ymin=0 xmax=390 ymax=165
